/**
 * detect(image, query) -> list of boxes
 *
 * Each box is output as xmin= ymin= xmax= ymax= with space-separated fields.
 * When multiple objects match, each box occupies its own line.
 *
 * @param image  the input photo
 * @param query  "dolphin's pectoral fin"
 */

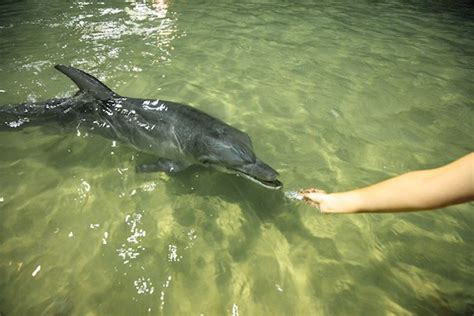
xmin=136 ymin=159 xmax=188 ymax=174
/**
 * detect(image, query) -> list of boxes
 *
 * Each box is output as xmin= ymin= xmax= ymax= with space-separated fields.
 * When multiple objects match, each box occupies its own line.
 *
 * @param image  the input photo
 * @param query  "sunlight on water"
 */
xmin=0 ymin=0 xmax=473 ymax=315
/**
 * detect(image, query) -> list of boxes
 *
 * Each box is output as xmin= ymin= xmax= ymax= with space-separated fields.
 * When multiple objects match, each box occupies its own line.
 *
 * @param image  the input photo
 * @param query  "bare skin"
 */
xmin=301 ymin=153 xmax=474 ymax=214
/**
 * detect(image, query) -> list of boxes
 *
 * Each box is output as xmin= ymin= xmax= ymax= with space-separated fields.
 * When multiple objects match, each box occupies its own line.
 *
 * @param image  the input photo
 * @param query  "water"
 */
xmin=0 ymin=0 xmax=473 ymax=314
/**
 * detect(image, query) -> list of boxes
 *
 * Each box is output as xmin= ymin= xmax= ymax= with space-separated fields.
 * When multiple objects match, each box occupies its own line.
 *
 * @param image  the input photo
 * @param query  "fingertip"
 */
xmin=300 ymin=188 xmax=318 ymax=194
xmin=306 ymin=192 xmax=323 ymax=202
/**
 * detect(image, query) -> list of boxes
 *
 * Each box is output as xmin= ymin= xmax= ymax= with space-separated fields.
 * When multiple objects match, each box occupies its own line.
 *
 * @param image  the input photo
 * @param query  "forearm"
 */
xmin=343 ymin=154 xmax=474 ymax=213
xmin=353 ymin=170 xmax=453 ymax=212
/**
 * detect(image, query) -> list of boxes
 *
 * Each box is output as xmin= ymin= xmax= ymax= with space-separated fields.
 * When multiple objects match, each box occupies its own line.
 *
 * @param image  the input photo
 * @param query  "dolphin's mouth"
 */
xmin=204 ymin=161 xmax=283 ymax=189
xmin=232 ymin=169 xmax=283 ymax=190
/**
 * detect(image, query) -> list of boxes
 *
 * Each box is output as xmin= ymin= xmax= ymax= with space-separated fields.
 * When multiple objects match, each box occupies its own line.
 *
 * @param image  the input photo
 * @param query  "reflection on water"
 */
xmin=69 ymin=0 xmax=182 ymax=67
xmin=0 ymin=0 xmax=473 ymax=315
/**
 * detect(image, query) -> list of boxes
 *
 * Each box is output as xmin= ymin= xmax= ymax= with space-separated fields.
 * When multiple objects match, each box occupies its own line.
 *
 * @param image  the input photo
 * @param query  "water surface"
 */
xmin=0 ymin=0 xmax=473 ymax=315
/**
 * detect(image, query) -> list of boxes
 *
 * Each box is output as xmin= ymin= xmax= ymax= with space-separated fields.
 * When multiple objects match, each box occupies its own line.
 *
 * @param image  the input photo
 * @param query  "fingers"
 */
xmin=296 ymin=188 xmax=348 ymax=214
xmin=300 ymin=188 xmax=326 ymax=194
xmin=300 ymin=188 xmax=324 ymax=194
xmin=300 ymin=188 xmax=326 ymax=202
xmin=299 ymin=188 xmax=329 ymax=212
xmin=306 ymin=200 xmax=321 ymax=210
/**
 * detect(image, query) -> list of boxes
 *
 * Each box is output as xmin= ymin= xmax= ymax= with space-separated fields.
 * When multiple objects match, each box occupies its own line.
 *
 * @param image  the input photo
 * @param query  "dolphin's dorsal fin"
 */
xmin=55 ymin=65 xmax=117 ymax=101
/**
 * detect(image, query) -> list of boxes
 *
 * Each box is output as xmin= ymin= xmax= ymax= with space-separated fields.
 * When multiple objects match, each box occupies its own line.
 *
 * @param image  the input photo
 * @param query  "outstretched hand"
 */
xmin=299 ymin=188 xmax=357 ymax=213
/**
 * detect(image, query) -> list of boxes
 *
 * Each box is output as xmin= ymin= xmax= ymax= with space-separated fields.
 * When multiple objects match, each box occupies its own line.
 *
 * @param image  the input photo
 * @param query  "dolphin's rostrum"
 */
xmin=0 ymin=65 xmax=282 ymax=189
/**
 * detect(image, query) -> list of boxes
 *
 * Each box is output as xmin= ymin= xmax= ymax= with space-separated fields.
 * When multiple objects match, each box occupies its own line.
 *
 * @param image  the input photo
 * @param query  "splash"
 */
xmin=133 ymin=277 xmax=155 ymax=295
xmin=116 ymin=211 xmax=146 ymax=264
xmin=167 ymin=244 xmax=182 ymax=262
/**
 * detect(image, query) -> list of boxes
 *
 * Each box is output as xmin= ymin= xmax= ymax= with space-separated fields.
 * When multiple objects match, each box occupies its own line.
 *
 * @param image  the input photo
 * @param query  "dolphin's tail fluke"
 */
xmin=55 ymin=65 xmax=117 ymax=101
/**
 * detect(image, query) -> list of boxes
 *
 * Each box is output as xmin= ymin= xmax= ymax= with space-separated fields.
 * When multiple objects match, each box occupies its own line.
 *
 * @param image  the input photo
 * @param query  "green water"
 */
xmin=0 ymin=0 xmax=473 ymax=315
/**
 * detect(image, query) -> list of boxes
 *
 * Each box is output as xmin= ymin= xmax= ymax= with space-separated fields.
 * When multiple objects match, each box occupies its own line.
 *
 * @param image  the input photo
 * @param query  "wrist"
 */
xmin=327 ymin=191 xmax=364 ymax=213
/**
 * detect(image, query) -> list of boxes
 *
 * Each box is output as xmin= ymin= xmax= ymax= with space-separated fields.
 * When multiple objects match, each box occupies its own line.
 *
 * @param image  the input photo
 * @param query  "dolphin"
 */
xmin=0 ymin=65 xmax=282 ymax=189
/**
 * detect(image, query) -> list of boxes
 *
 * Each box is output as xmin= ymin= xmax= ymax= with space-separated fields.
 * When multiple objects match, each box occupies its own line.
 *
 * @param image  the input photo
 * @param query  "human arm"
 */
xmin=301 ymin=153 xmax=474 ymax=213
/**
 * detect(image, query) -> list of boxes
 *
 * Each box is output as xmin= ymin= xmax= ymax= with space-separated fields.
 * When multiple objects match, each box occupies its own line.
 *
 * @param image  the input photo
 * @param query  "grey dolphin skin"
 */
xmin=0 ymin=65 xmax=282 ymax=189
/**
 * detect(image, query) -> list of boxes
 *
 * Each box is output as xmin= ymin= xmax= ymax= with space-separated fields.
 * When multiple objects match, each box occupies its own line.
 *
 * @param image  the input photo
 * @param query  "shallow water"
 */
xmin=0 ymin=0 xmax=473 ymax=315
